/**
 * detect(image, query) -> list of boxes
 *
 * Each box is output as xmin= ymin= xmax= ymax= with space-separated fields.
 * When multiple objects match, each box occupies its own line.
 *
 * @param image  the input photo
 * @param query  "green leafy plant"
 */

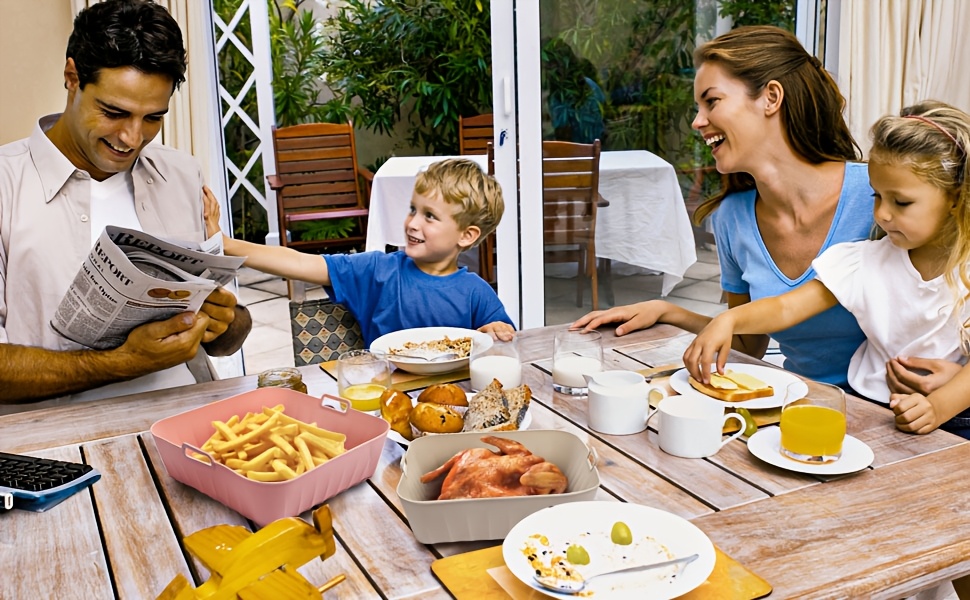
xmin=719 ymin=0 xmax=795 ymax=30
xmin=317 ymin=0 xmax=493 ymax=155
xmin=549 ymin=0 xmax=794 ymax=198
xmin=269 ymin=1 xmax=330 ymax=126
xmin=288 ymin=218 xmax=357 ymax=242
xmin=214 ymin=0 xmax=357 ymax=243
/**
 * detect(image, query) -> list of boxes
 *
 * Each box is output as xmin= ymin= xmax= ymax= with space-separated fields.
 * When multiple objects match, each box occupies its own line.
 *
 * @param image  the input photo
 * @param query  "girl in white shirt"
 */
xmin=685 ymin=101 xmax=970 ymax=438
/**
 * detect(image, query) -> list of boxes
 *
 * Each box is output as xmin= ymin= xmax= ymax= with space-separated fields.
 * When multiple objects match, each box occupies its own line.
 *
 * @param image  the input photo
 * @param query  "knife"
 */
xmin=643 ymin=365 xmax=683 ymax=382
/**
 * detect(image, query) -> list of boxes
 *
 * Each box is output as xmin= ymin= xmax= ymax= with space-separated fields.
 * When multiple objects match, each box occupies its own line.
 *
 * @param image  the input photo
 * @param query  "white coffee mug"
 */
xmin=586 ymin=370 xmax=667 ymax=435
xmin=651 ymin=396 xmax=745 ymax=458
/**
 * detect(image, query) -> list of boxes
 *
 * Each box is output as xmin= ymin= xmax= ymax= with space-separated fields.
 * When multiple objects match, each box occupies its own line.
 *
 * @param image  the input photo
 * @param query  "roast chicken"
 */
xmin=420 ymin=436 xmax=568 ymax=500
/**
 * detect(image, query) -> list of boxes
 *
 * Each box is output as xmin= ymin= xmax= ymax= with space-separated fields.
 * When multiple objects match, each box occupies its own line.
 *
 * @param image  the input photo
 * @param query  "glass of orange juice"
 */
xmin=779 ymin=381 xmax=846 ymax=464
xmin=336 ymin=350 xmax=391 ymax=413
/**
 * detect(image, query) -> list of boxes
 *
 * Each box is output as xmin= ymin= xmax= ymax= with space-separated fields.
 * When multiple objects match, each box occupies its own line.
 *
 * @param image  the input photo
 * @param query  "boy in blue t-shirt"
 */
xmin=203 ymin=158 xmax=515 ymax=345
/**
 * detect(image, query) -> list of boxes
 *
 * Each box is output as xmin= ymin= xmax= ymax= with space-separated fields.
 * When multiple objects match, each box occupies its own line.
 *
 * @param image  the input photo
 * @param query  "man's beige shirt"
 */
xmin=0 ymin=115 xmax=216 ymax=411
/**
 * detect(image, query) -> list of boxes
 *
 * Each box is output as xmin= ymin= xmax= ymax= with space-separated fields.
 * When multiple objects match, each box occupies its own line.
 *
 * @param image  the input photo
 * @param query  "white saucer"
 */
xmin=747 ymin=426 xmax=874 ymax=475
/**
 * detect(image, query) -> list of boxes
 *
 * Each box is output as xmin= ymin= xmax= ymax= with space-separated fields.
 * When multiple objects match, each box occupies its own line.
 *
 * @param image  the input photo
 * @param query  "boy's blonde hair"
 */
xmin=869 ymin=100 xmax=970 ymax=309
xmin=413 ymin=158 xmax=504 ymax=248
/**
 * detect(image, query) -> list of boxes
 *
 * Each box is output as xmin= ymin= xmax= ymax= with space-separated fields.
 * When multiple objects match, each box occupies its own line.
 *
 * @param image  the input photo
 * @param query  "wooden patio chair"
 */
xmin=458 ymin=113 xmax=494 ymax=155
xmin=266 ymin=122 xmax=373 ymax=297
xmin=542 ymin=139 xmax=609 ymax=310
xmin=459 ymin=114 xmax=497 ymax=286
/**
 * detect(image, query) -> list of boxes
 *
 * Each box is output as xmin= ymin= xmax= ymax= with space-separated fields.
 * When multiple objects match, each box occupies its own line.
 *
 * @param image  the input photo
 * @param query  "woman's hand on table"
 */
xmin=479 ymin=321 xmax=515 ymax=342
xmin=682 ymin=314 xmax=735 ymax=383
xmin=570 ymin=300 xmax=670 ymax=336
xmin=886 ymin=356 xmax=962 ymax=395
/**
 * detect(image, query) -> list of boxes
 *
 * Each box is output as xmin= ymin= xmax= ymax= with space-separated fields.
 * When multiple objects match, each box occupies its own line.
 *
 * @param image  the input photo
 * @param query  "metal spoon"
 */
xmin=393 ymin=351 xmax=459 ymax=362
xmin=532 ymin=553 xmax=699 ymax=595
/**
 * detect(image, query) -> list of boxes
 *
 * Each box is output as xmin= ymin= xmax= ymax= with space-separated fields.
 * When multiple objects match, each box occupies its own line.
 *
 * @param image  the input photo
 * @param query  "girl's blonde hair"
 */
xmin=414 ymin=158 xmax=504 ymax=248
xmin=868 ymin=100 xmax=970 ymax=310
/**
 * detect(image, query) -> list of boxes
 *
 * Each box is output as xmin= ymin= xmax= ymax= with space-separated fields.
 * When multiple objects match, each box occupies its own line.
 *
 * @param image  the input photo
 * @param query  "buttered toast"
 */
xmin=687 ymin=369 xmax=773 ymax=402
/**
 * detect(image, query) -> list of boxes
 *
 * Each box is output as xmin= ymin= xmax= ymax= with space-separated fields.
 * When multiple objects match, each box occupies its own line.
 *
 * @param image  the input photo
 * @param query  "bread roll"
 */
xmin=417 ymin=383 xmax=468 ymax=407
xmin=379 ymin=388 xmax=414 ymax=440
xmin=409 ymin=402 xmax=464 ymax=434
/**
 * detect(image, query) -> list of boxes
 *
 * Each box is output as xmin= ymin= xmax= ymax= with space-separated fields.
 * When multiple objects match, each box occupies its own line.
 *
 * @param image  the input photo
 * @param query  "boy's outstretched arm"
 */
xmin=203 ymin=186 xmax=332 ymax=286
xmin=683 ymin=280 xmax=838 ymax=383
xmin=479 ymin=321 xmax=515 ymax=342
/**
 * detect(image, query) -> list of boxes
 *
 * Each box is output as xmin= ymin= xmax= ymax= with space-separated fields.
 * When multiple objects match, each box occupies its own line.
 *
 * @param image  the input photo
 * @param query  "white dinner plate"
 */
xmin=668 ymin=363 xmax=808 ymax=409
xmin=370 ymin=327 xmax=493 ymax=375
xmin=747 ymin=426 xmax=874 ymax=475
xmin=387 ymin=392 xmax=532 ymax=446
xmin=503 ymin=501 xmax=715 ymax=600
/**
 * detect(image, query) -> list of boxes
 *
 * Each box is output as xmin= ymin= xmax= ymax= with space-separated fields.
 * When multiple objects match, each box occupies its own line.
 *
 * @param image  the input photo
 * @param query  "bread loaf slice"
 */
xmin=505 ymin=384 xmax=531 ymax=428
xmin=462 ymin=379 xmax=510 ymax=431
xmin=688 ymin=373 xmax=773 ymax=402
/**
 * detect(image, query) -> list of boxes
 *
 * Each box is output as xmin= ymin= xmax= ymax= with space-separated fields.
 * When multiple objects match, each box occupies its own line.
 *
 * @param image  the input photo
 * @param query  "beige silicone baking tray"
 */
xmin=397 ymin=430 xmax=600 ymax=543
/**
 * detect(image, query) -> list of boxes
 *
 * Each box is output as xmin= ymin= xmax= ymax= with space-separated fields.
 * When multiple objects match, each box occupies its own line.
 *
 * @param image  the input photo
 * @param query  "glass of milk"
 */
xmin=469 ymin=338 xmax=522 ymax=391
xmin=552 ymin=330 xmax=603 ymax=395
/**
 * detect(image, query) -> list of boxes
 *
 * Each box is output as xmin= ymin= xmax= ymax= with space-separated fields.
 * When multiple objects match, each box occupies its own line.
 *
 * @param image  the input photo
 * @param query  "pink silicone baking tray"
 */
xmin=151 ymin=388 xmax=389 ymax=526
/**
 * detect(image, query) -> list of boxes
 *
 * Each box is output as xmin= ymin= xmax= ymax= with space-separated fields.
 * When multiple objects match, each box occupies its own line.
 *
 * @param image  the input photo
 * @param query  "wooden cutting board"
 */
xmin=318 ymin=360 xmax=469 ymax=392
xmin=431 ymin=544 xmax=772 ymax=600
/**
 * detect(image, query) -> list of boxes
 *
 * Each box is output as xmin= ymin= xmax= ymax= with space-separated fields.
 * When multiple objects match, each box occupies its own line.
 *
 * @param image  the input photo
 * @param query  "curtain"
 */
xmin=839 ymin=0 xmax=970 ymax=155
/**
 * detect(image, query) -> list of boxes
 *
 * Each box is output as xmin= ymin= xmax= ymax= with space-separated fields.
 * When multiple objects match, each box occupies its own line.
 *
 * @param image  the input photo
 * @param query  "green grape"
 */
xmin=565 ymin=544 xmax=590 ymax=565
xmin=611 ymin=521 xmax=633 ymax=545
xmin=736 ymin=407 xmax=758 ymax=437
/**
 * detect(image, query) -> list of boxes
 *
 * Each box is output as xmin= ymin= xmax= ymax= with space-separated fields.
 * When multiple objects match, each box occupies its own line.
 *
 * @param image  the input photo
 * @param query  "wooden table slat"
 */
xmin=85 ymin=435 xmax=192 ymax=599
xmin=693 ymin=443 xmax=970 ymax=598
xmin=0 ymin=445 xmax=113 ymax=600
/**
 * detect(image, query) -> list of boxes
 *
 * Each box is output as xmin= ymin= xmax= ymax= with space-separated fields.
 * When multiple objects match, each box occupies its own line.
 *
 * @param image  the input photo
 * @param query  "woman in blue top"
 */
xmin=574 ymin=26 xmax=960 ymax=393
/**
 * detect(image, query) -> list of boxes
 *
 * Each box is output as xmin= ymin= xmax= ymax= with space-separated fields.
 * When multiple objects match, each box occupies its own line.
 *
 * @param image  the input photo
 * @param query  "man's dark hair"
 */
xmin=67 ymin=0 xmax=187 ymax=90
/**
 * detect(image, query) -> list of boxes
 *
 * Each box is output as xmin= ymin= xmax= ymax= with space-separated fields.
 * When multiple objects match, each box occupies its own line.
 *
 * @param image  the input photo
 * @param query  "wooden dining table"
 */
xmin=2 ymin=323 xmax=969 ymax=599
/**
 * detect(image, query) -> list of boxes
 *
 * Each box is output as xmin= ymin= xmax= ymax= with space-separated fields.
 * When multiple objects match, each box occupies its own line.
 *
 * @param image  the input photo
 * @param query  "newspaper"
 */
xmin=52 ymin=226 xmax=247 ymax=350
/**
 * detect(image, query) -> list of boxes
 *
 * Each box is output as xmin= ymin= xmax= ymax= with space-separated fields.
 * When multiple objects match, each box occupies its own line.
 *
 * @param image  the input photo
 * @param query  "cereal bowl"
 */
xmin=370 ymin=327 xmax=493 ymax=375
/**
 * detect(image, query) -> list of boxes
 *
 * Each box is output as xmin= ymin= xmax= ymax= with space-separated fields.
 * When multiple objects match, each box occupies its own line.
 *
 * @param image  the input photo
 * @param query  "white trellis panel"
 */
xmin=212 ymin=0 xmax=280 ymax=246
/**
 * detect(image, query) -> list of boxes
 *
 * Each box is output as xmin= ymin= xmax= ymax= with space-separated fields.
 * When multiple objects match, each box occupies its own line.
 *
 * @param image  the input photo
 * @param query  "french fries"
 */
xmin=193 ymin=404 xmax=347 ymax=482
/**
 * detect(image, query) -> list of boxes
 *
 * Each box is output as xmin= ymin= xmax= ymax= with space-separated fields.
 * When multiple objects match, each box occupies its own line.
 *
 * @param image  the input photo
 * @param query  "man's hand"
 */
xmin=479 ymin=321 xmax=515 ymax=342
xmin=200 ymin=288 xmax=252 ymax=356
xmin=203 ymin=185 xmax=222 ymax=239
xmin=886 ymin=356 xmax=963 ymax=395
xmin=113 ymin=311 xmax=210 ymax=376
xmin=199 ymin=286 xmax=237 ymax=344
xmin=889 ymin=392 xmax=939 ymax=435
xmin=570 ymin=301 xmax=667 ymax=336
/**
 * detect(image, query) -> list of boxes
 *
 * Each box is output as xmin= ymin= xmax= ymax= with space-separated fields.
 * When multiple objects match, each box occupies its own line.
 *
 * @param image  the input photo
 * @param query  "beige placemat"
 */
xmin=318 ymin=360 xmax=469 ymax=392
xmin=431 ymin=545 xmax=772 ymax=600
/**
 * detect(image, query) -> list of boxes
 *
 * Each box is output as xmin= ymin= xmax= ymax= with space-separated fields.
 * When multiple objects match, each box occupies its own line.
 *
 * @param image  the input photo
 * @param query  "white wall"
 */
xmin=0 ymin=0 xmax=74 ymax=144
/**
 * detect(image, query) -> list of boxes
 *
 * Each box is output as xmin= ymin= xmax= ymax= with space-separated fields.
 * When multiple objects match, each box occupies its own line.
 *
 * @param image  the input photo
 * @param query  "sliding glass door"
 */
xmin=492 ymin=0 xmax=818 ymax=329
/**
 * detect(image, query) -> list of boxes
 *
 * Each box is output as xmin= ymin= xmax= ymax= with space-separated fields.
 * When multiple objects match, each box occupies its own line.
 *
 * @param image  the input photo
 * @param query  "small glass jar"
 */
xmin=257 ymin=367 xmax=308 ymax=394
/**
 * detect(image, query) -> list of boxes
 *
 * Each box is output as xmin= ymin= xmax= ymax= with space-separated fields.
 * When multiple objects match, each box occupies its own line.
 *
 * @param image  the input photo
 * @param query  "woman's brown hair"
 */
xmin=692 ymin=26 xmax=861 ymax=224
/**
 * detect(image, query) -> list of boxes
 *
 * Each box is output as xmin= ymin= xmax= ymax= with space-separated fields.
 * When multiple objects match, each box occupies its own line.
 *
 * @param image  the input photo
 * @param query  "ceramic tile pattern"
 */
xmin=237 ymin=248 xmax=731 ymax=375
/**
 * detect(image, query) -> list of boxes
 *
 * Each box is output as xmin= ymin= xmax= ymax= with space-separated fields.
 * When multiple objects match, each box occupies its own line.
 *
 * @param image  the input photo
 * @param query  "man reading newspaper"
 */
xmin=0 ymin=0 xmax=251 ymax=410
xmin=53 ymin=227 xmax=246 ymax=351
